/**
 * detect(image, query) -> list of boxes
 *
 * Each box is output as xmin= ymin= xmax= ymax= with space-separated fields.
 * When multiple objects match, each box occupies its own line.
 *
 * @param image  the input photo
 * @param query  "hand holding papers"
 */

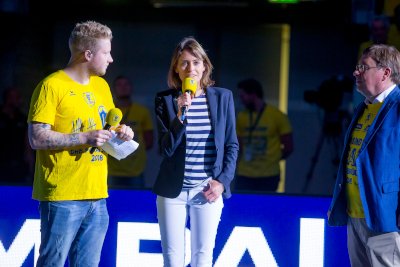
xmin=101 ymin=130 xmax=139 ymax=160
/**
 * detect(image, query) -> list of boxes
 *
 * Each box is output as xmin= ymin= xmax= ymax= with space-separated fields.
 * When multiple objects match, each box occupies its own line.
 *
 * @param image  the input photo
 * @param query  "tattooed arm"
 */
xmin=28 ymin=121 xmax=112 ymax=150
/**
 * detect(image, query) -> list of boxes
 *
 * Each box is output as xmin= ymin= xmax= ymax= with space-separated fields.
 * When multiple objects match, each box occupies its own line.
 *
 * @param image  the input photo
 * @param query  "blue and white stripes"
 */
xmin=183 ymin=95 xmax=216 ymax=189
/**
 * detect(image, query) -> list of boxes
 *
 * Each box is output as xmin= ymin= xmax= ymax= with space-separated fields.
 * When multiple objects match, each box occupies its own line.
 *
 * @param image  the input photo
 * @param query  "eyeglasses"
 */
xmin=355 ymin=65 xmax=386 ymax=72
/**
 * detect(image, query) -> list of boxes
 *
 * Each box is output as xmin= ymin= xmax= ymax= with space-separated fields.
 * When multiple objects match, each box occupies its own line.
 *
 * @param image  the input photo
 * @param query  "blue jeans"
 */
xmin=37 ymin=199 xmax=109 ymax=267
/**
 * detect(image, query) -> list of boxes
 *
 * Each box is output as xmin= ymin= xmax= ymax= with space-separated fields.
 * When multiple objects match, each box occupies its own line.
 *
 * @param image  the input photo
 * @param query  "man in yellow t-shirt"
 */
xmin=108 ymin=76 xmax=154 ymax=188
xmin=27 ymin=21 xmax=133 ymax=266
xmin=235 ymin=79 xmax=294 ymax=192
xmin=357 ymin=15 xmax=396 ymax=61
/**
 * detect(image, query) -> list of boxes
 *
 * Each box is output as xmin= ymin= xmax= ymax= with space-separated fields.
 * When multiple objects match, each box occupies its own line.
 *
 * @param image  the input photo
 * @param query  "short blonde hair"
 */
xmin=69 ymin=21 xmax=113 ymax=54
xmin=362 ymin=44 xmax=400 ymax=84
xmin=168 ymin=37 xmax=214 ymax=89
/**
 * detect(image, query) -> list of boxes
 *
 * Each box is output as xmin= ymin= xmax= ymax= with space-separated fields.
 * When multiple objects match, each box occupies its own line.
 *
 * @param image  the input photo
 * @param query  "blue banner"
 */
xmin=0 ymin=186 xmax=349 ymax=266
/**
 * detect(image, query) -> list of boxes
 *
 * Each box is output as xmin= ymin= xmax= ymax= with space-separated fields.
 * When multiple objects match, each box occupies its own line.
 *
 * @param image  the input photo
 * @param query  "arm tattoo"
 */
xmin=29 ymin=122 xmax=81 ymax=150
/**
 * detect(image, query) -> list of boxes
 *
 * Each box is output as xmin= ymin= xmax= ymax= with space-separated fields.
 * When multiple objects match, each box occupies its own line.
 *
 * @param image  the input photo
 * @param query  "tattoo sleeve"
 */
xmin=29 ymin=122 xmax=82 ymax=150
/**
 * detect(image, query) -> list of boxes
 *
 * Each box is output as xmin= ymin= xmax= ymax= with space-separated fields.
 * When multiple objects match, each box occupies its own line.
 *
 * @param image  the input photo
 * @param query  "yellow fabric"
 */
xmin=345 ymin=102 xmax=383 ymax=218
xmin=236 ymin=105 xmax=292 ymax=178
xmin=28 ymin=70 xmax=115 ymax=201
xmin=383 ymin=0 xmax=400 ymax=17
xmin=358 ymin=41 xmax=374 ymax=62
xmin=108 ymin=103 xmax=154 ymax=177
xmin=357 ymin=32 xmax=400 ymax=62
xmin=388 ymin=24 xmax=400 ymax=51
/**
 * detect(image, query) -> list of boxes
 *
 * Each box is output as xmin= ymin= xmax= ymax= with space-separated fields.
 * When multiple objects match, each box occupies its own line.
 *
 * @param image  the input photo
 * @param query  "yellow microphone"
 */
xmin=181 ymin=77 xmax=197 ymax=120
xmin=90 ymin=108 xmax=122 ymax=154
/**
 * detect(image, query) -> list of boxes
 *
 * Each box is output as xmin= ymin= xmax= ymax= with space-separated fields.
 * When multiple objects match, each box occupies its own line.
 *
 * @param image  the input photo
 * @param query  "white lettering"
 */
xmin=0 ymin=219 xmax=40 ymax=267
xmin=299 ymin=218 xmax=325 ymax=267
xmin=214 ymin=226 xmax=278 ymax=267
xmin=0 ymin=218 xmax=327 ymax=267
xmin=116 ymin=222 xmax=191 ymax=267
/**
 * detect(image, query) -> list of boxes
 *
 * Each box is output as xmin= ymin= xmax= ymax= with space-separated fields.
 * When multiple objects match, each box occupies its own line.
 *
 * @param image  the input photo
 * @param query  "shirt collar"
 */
xmin=365 ymin=84 xmax=396 ymax=104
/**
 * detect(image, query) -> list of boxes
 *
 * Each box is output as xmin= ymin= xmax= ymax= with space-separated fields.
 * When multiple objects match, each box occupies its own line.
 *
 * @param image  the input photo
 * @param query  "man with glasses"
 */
xmin=328 ymin=44 xmax=400 ymax=266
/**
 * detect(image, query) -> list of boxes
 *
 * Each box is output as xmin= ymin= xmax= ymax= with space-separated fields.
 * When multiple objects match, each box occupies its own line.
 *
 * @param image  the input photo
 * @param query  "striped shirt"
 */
xmin=183 ymin=94 xmax=217 ymax=189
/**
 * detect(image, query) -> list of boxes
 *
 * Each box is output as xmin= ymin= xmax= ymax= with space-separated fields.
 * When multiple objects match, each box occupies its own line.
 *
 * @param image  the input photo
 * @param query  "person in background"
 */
xmin=153 ymin=37 xmax=238 ymax=266
xmin=357 ymin=14 xmax=395 ymax=61
xmin=27 ymin=21 xmax=133 ymax=266
xmin=0 ymin=87 xmax=34 ymax=184
xmin=235 ymin=78 xmax=293 ymax=192
xmin=108 ymin=76 xmax=154 ymax=188
xmin=387 ymin=4 xmax=400 ymax=52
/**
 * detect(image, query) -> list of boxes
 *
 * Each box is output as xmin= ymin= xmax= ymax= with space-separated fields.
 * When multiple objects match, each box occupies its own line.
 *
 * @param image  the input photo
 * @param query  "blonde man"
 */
xmin=28 ymin=21 xmax=133 ymax=266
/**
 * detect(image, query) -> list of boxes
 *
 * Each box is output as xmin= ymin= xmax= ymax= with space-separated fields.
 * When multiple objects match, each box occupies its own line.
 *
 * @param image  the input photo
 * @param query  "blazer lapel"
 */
xmin=172 ymin=90 xmax=182 ymax=115
xmin=360 ymin=87 xmax=400 ymax=153
xmin=344 ymin=102 xmax=366 ymax=149
xmin=206 ymin=87 xmax=218 ymax=134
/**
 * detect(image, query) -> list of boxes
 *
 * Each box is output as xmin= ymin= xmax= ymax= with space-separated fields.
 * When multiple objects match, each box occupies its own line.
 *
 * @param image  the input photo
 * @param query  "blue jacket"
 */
xmin=152 ymin=87 xmax=239 ymax=199
xmin=329 ymin=86 xmax=400 ymax=232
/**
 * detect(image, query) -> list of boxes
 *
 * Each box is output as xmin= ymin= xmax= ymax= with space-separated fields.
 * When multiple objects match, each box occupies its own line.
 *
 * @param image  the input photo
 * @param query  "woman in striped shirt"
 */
xmin=153 ymin=37 xmax=239 ymax=267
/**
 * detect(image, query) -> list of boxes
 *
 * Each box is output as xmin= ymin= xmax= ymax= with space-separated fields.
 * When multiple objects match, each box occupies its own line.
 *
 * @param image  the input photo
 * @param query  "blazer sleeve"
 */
xmin=155 ymin=93 xmax=186 ymax=157
xmin=216 ymin=91 xmax=239 ymax=190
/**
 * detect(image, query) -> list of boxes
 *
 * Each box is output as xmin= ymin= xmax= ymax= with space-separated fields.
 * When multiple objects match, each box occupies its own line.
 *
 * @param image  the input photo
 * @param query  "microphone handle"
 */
xmin=181 ymin=91 xmax=192 ymax=121
xmin=89 ymin=124 xmax=112 ymax=154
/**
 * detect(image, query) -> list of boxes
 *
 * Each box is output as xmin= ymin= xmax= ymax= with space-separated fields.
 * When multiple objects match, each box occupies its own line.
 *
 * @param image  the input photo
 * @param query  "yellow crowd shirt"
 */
xmin=236 ymin=105 xmax=292 ymax=178
xmin=108 ymin=103 xmax=154 ymax=177
xmin=345 ymin=101 xmax=383 ymax=218
xmin=28 ymin=70 xmax=115 ymax=201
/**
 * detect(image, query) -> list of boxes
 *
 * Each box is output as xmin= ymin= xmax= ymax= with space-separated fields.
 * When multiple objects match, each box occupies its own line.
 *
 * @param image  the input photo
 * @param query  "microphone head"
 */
xmin=106 ymin=108 xmax=123 ymax=126
xmin=182 ymin=77 xmax=197 ymax=95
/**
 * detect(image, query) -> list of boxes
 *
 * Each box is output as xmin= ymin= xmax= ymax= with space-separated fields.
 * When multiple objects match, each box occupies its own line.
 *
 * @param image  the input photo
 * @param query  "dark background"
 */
xmin=0 ymin=0 xmax=387 ymax=195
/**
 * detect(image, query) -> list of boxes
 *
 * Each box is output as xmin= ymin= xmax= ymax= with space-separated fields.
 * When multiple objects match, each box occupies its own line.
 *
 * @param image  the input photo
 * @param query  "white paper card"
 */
xmin=101 ymin=130 xmax=139 ymax=160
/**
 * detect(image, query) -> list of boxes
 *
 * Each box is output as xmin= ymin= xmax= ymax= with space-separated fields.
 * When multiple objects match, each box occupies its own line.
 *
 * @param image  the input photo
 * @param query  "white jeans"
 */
xmin=156 ymin=182 xmax=224 ymax=267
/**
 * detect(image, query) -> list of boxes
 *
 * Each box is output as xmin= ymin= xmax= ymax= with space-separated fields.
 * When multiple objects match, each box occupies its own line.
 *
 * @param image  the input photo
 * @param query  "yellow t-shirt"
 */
xmin=357 ymin=34 xmax=400 ymax=62
xmin=28 ymin=70 xmax=115 ymax=201
xmin=236 ymin=105 xmax=292 ymax=178
xmin=345 ymin=102 xmax=383 ymax=218
xmin=108 ymin=103 xmax=154 ymax=177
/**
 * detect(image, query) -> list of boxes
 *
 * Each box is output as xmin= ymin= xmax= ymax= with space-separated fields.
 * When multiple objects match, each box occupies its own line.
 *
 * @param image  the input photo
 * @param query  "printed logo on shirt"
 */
xmin=70 ymin=91 xmax=76 ymax=96
xmin=363 ymin=125 xmax=370 ymax=133
xmin=347 ymin=168 xmax=357 ymax=177
xmin=347 ymin=147 xmax=357 ymax=167
xmin=365 ymin=113 xmax=373 ymax=123
xmin=83 ymin=92 xmax=95 ymax=107
xmin=72 ymin=118 xmax=84 ymax=133
xmin=354 ymin=124 xmax=363 ymax=131
xmin=87 ymin=117 xmax=97 ymax=130
xmin=98 ymin=105 xmax=107 ymax=128
xmin=346 ymin=176 xmax=353 ymax=184
xmin=350 ymin=137 xmax=362 ymax=146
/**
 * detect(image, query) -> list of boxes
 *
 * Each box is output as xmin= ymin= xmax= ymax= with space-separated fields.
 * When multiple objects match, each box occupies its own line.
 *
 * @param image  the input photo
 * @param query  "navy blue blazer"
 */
xmin=329 ymin=86 xmax=400 ymax=232
xmin=152 ymin=86 xmax=239 ymax=199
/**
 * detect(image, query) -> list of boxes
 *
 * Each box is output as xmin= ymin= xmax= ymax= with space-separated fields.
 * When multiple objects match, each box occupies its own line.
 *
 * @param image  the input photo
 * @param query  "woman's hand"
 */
xmin=201 ymin=180 xmax=224 ymax=203
xmin=176 ymin=93 xmax=194 ymax=120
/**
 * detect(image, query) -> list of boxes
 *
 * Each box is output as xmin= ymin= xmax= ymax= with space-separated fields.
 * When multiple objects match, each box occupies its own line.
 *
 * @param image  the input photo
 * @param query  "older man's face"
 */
xmin=353 ymin=56 xmax=385 ymax=99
